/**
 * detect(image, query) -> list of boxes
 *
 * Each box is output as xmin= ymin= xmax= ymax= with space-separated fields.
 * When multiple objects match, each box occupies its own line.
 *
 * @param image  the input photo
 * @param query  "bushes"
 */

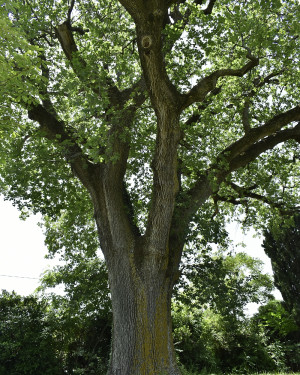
xmin=172 ymin=298 xmax=300 ymax=374
xmin=172 ymin=250 xmax=282 ymax=374
xmin=1 ymin=275 xmax=299 ymax=374
xmin=0 ymin=290 xmax=112 ymax=375
xmin=172 ymin=302 xmax=280 ymax=374
xmin=0 ymin=291 xmax=62 ymax=375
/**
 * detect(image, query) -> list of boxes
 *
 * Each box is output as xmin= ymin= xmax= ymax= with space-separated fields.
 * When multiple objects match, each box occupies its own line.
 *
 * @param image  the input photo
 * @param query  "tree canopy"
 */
xmin=0 ymin=0 xmax=299 ymax=374
xmin=0 ymin=0 xmax=299 ymax=235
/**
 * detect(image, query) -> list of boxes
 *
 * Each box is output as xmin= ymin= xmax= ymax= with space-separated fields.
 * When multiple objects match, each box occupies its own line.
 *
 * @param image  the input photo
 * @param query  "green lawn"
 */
xmin=181 ymin=372 xmax=300 ymax=375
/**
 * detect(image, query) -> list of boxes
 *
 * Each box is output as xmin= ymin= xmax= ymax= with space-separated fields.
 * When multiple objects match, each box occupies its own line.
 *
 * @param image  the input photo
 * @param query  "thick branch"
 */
xmin=27 ymin=104 xmax=97 ymax=190
xmin=229 ymin=122 xmax=300 ymax=172
xmin=240 ymin=69 xmax=285 ymax=134
xmin=224 ymin=106 xmax=300 ymax=163
xmin=254 ymin=68 xmax=285 ymax=89
xmin=173 ymin=107 xmax=300 ymax=238
xmin=39 ymin=55 xmax=58 ymax=117
xmin=214 ymin=182 xmax=300 ymax=215
xmin=117 ymin=0 xmax=143 ymax=22
xmin=120 ymin=77 xmax=147 ymax=109
xmin=182 ymin=52 xmax=259 ymax=109
xmin=169 ymin=0 xmax=217 ymax=15
xmin=67 ymin=0 xmax=76 ymax=24
xmin=183 ymin=86 xmax=222 ymax=129
xmin=242 ymin=99 xmax=251 ymax=134
xmin=203 ymin=0 xmax=217 ymax=15
xmin=55 ymin=22 xmax=120 ymax=104
xmin=164 ymin=6 xmax=192 ymax=54
xmin=173 ymin=172 xmax=213 ymax=230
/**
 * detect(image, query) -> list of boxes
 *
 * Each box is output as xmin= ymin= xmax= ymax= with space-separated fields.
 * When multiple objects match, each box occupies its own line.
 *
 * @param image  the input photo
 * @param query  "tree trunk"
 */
xmin=104 ymin=245 xmax=181 ymax=375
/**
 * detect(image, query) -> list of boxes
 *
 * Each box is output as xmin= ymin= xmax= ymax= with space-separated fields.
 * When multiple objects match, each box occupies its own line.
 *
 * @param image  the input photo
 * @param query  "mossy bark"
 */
xmin=106 ymin=248 xmax=181 ymax=375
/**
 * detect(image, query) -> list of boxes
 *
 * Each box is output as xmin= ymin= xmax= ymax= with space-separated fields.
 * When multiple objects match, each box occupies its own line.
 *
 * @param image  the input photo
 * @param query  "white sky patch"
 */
xmin=0 ymin=196 xmax=63 ymax=295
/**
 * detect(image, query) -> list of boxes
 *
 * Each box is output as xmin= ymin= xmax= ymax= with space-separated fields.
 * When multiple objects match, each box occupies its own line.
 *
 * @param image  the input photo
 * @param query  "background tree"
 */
xmin=252 ymin=299 xmax=300 ymax=372
xmin=175 ymin=248 xmax=273 ymax=318
xmin=173 ymin=249 xmax=275 ymax=373
xmin=262 ymin=214 xmax=300 ymax=326
xmin=0 ymin=0 xmax=299 ymax=374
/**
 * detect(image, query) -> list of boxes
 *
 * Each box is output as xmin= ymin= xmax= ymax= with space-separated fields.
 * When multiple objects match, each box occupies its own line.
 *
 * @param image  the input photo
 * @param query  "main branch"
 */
xmin=229 ymin=122 xmax=300 ymax=171
xmin=182 ymin=52 xmax=259 ymax=109
xmin=27 ymin=103 xmax=98 ymax=192
xmin=55 ymin=21 xmax=120 ymax=104
xmin=214 ymin=182 xmax=300 ymax=215
xmin=224 ymin=106 xmax=300 ymax=164
xmin=172 ymin=107 xmax=300 ymax=246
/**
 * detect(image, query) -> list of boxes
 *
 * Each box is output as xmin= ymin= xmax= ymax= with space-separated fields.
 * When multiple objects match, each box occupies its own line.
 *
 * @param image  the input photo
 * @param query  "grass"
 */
xmin=180 ymin=370 xmax=300 ymax=375
xmin=197 ymin=374 xmax=300 ymax=375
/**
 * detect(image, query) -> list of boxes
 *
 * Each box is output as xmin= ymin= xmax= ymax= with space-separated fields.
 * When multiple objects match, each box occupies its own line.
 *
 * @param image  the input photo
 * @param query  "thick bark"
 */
xmin=105 ymin=246 xmax=180 ymax=375
xmin=92 ymin=184 xmax=182 ymax=375
xmin=89 ymin=114 xmax=183 ymax=374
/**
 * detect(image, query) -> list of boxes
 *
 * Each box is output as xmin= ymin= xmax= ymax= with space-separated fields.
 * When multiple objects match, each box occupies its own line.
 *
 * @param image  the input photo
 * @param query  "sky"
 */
xmin=0 ymin=196 xmax=62 ymax=295
xmin=0 ymin=195 xmax=281 ymax=313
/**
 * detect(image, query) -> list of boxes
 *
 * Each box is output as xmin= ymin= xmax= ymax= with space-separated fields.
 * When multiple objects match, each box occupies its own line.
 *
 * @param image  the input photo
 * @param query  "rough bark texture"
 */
xmin=88 ymin=113 xmax=183 ymax=374
xmin=105 ymin=246 xmax=180 ymax=375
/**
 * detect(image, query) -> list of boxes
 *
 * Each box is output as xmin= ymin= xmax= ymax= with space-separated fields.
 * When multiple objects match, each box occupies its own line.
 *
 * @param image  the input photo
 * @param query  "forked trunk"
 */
xmin=105 ymin=251 xmax=181 ymax=375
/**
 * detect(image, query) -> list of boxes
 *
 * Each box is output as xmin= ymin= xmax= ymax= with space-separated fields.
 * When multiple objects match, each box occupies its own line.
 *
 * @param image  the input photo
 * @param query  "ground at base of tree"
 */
xmin=181 ymin=372 xmax=300 ymax=375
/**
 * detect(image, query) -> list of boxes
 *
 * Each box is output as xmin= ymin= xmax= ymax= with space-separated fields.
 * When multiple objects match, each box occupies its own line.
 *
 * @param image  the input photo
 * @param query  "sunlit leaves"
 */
xmin=0 ymin=15 xmax=43 ymax=103
xmin=0 ymin=0 xmax=299 ymax=260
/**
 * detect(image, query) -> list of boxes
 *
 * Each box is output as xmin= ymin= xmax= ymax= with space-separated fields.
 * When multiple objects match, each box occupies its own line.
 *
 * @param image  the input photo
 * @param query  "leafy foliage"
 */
xmin=1 ymin=0 xmax=300 ymax=372
xmin=0 ymin=0 xmax=299 ymax=234
xmin=176 ymin=249 xmax=273 ymax=319
xmin=0 ymin=290 xmax=112 ymax=375
xmin=173 ymin=249 xmax=276 ymax=373
xmin=173 ymin=303 xmax=280 ymax=374
xmin=49 ymin=295 xmax=112 ymax=375
xmin=0 ymin=291 xmax=62 ymax=375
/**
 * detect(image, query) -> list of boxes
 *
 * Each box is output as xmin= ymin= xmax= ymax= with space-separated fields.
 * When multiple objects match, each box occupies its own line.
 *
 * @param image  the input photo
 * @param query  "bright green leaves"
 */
xmin=73 ymin=0 xmax=140 ymax=91
xmin=40 ymin=257 xmax=111 ymax=316
xmin=176 ymin=248 xmax=273 ymax=317
xmin=222 ymin=139 xmax=300 ymax=231
xmin=0 ymin=123 xmax=81 ymax=219
xmin=171 ymin=1 xmax=299 ymax=231
xmin=0 ymin=14 xmax=43 ymax=105
xmin=41 ymin=192 xmax=98 ymax=260
xmin=0 ymin=0 xmax=299 ymax=266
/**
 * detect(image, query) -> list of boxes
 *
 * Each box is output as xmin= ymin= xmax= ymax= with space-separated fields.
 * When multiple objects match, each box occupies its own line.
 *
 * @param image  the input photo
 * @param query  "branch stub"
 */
xmin=141 ymin=35 xmax=152 ymax=49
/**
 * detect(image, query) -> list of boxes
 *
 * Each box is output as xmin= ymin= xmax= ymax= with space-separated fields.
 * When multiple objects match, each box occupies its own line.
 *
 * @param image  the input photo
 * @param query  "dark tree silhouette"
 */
xmin=263 ymin=215 xmax=300 ymax=326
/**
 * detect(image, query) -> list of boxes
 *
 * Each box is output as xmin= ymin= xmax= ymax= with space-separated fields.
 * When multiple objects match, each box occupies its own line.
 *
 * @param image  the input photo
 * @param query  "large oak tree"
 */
xmin=0 ymin=0 xmax=299 ymax=374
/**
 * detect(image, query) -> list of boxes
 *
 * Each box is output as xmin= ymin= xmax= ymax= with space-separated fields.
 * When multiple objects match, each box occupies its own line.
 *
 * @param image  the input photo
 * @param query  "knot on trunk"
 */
xmin=141 ymin=35 xmax=152 ymax=49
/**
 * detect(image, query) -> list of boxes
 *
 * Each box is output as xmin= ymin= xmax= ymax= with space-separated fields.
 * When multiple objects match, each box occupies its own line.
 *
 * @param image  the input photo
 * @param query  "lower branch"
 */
xmin=214 ymin=182 xmax=300 ymax=216
xmin=182 ymin=51 xmax=259 ymax=108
